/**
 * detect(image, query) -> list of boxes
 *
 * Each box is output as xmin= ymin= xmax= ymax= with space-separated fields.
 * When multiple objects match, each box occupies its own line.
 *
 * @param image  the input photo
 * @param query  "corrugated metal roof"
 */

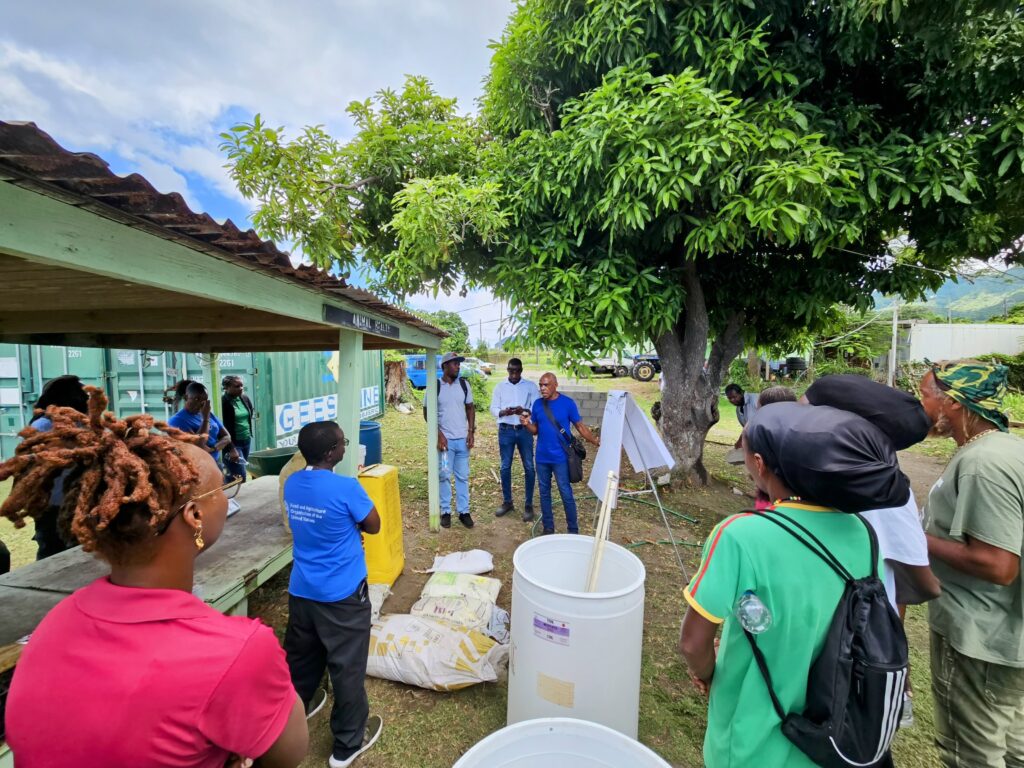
xmin=0 ymin=120 xmax=444 ymax=339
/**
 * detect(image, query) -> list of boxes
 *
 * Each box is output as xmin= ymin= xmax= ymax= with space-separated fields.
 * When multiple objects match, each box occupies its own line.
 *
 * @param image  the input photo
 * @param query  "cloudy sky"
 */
xmin=1 ymin=0 xmax=515 ymax=343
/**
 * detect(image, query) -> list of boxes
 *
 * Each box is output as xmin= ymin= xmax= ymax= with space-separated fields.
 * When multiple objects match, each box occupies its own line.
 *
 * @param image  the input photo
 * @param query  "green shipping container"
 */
xmin=0 ymin=344 xmax=383 ymax=460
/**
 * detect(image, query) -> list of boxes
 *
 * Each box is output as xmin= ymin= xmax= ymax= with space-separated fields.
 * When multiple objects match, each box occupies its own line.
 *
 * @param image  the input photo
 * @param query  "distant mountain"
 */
xmin=874 ymin=267 xmax=1024 ymax=321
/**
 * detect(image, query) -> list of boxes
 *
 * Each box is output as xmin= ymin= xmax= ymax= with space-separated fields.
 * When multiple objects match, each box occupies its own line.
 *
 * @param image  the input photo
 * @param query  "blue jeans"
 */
xmin=498 ymin=425 xmax=535 ymax=507
xmin=537 ymin=461 xmax=577 ymax=533
xmin=439 ymin=438 xmax=471 ymax=515
xmin=224 ymin=438 xmax=251 ymax=481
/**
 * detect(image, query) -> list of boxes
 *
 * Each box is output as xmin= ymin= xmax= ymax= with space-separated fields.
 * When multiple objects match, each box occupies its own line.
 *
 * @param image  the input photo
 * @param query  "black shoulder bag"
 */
xmin=541 ymin=400 xmax=586 ymax=483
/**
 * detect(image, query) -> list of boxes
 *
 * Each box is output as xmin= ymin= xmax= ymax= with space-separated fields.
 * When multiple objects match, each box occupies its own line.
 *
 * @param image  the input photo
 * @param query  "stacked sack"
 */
xmin=367 ymin=550 xmax=510 ymax=691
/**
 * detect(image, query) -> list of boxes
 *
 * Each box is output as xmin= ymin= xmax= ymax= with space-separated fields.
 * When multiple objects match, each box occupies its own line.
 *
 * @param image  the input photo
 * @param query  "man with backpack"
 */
xmin=680 ymin=403 xmax=908 ymax=768
xmin=432 ymin=351 xmax=475 ymax=528
xmin=918 ymin=361 xmax=1024 ymax=768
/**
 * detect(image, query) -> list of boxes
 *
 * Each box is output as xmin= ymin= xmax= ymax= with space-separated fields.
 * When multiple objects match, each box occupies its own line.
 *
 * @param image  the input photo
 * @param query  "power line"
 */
xmin=828 ymin=245 xmax=1024 ymax=286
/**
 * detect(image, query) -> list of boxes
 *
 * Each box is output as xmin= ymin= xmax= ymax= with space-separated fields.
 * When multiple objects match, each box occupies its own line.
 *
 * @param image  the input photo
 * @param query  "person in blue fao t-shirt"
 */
xmin=283 ymin=421 xmax=383 ymax=768
xmin=519 ymin=372 xmax=600 ymax=534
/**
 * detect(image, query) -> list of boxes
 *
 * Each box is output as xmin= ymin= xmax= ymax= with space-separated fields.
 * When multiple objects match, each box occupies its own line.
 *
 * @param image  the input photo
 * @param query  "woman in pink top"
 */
xmin=1 ymin=388 xmax=308 ymax=768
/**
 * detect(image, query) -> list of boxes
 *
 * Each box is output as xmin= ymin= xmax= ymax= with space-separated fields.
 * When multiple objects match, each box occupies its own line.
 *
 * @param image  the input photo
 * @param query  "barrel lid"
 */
xmin=512 ymin=534 xmax=645 ymax=599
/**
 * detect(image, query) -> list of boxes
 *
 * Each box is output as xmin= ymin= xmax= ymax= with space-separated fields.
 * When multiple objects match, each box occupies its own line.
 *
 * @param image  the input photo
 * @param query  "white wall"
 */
xmin=906 ymin=323 xmax=1024 ymax=362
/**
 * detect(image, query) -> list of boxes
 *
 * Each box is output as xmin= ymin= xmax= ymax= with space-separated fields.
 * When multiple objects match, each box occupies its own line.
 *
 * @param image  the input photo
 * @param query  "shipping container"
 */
xmin=0 ymin=344 xmax=384 ymax=460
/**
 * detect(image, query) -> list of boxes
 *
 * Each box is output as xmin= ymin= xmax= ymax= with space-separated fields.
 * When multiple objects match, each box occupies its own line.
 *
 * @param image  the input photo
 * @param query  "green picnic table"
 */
xmin=0 ymin=475 xmax=293 ymax=766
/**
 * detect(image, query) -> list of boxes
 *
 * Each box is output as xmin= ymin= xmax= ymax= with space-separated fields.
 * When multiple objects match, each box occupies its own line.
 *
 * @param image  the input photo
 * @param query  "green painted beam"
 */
xmin=336 ymin=329 xmax=363 ymax=477
xmin=425 ymin=349 xmax=440 ymax=531
xmin=0 ymin=181 xmax=441 ymax=349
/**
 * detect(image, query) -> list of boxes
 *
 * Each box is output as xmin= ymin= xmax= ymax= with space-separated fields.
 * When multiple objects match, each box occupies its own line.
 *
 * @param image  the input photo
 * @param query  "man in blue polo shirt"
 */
xmin=283 ymin=420 xmax=383 ymax=768
xmin=167 ymin=382 xmax=237 ymax=468
xmin=520 ymin=372 xmax=600 ymax=534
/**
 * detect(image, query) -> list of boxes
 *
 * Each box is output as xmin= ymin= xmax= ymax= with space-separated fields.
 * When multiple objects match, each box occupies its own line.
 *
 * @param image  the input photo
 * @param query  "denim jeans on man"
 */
xmin=499 ymin=425 xmax=535 ymax=507
xmin=224 ymin=438 xmax=251 ymax=480
xmin=439 ymin=438 xmax=471 ymax=515
xmin=537 ymin=460 xmax=577 ymax=533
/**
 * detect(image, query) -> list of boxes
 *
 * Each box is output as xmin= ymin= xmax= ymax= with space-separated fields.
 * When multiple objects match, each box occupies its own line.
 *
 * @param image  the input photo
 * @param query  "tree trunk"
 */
xmin=747 ymin=348 xmax=760 ymax=383
xmin=384 ymin=360 xmax=408 ymax=405
xmin=656 ymin=263 xmax=746 ymax=485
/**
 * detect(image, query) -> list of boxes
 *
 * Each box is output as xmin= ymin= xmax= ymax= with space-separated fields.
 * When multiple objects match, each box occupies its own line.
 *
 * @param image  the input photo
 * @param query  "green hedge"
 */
xmin=984 ymin=353 xmax=1024 ymax=392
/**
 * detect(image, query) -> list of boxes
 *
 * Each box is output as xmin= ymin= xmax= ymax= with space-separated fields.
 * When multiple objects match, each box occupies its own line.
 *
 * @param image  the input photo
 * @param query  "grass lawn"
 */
xmin=3 ymin=373 xmax=944 ymax=767
xmin=0 ymin=478 xmax=36 ymax=570
xmin=248 ymin=373 xmax=943 ymax=767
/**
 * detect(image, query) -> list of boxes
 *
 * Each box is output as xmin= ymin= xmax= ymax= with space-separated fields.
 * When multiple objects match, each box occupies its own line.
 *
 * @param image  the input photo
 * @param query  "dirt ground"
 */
xmin=243 ymin=388 xmax=951 ymax=768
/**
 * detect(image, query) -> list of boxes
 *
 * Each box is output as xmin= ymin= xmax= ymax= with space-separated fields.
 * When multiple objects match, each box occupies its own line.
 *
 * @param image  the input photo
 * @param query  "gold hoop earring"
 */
xmin=194 ymin=522 xmax=204 ymax=550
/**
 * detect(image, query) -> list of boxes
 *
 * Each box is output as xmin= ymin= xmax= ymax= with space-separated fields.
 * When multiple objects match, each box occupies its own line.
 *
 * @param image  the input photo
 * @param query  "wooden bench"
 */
xmin=0 ymin=475 xmax=292 ymax=766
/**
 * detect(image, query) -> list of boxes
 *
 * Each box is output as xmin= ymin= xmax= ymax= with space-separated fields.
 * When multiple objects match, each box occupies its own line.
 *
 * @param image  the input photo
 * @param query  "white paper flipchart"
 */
xmin=587 ymin=390 xmax=675 ymax=507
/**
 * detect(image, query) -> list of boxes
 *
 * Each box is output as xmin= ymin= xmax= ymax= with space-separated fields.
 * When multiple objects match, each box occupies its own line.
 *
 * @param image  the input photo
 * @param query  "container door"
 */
xmin=0 ymin=343 xmax=28 ymax=460
xmin=107 ymin=348 xmax=163 ymax=418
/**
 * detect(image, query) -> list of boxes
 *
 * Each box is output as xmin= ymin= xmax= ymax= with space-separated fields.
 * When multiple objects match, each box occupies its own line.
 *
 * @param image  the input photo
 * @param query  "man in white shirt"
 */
xmin=489 ymin=358 xmax=540 ymax=522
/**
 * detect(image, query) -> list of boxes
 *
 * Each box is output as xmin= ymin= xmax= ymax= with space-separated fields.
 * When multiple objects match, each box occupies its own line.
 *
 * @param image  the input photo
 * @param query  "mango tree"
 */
xmin=223 ymin=0 xmax=1024 ymax=482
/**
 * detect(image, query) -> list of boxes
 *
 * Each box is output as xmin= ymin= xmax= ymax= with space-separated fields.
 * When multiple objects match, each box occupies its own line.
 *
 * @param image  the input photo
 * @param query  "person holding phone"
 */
xmin=519 ymin=372 xmax=599 ymax=534
xmin=169 ymin=381 xmax=238 ymax=470
xmin=489 ymin=358 xmax=540 ymax=522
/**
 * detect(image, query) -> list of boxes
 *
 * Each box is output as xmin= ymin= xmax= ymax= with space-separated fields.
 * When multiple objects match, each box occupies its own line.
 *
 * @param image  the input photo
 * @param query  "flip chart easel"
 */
xmin=587 ymin=391 xmax=688 ymax=579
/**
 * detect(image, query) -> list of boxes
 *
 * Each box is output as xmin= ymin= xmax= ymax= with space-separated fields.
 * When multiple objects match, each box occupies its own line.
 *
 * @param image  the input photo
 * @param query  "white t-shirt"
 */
xmin=861 ymin=491 xmax=929 ymax=610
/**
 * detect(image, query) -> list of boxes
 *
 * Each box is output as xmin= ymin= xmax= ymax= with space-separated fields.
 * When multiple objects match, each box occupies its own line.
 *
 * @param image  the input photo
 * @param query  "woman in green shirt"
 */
xmin=221 ymin=375 xmax=254 ymax=481
xmin=680 ymin=402 xmax=901 ymax=767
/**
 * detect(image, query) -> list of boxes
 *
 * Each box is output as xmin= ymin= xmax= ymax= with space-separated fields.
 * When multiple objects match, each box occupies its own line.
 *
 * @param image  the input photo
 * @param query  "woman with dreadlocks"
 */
xmin=1 ymin=388 xmax=308 ymax=767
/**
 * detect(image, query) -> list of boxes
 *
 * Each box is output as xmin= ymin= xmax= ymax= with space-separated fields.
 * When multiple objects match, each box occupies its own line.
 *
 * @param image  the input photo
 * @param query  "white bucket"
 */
xmin=507 ymin=534 xmax=645 ymax=737
xmin=453 ymin=717 xmax=671 ymax=767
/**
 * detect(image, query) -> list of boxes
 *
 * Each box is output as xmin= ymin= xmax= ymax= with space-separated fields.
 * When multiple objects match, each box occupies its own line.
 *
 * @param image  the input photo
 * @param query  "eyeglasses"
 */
xmin=155 ymin=477 xmax=243 ymax=536
xmin=191 ymin=476 xmax=243 ymax=503
xmin=332 ymin=438 xmax=351 ymax=449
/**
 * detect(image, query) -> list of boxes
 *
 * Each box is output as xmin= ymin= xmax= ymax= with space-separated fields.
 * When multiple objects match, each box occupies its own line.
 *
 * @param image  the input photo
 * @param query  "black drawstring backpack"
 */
xmin=744 ymin=510 xmax=909 ymax=768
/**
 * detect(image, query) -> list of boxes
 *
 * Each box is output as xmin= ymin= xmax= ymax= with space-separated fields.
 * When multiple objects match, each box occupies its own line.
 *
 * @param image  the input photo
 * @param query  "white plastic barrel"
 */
xmin=453 ymin=717 xmax=670 ymax=768
xmin=507 ymin=534 xmax=646 ymax=737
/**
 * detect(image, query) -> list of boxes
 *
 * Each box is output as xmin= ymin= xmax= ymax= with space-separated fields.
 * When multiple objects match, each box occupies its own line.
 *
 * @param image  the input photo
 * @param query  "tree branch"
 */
xmin=325 ymin=176 xmax=380 ymax=192
xmin=707 ymin=311 xmax=746 ymax=387
xmin=679 ymin=260 xmax=709 ymax=377
xmin=530 ymin=83 xmax=561 ymax=133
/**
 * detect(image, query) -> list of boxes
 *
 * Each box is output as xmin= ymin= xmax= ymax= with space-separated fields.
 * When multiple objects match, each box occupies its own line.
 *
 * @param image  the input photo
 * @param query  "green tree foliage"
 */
xmin=474 ymin=339 xmax=490 ymax=358
xmin=223 ymin=0 xmax=1024 ymax=481
xmin=987 ymin=301 xmax=1024 ymax=323
xmin=421 ymin=310 xmax=470 ymax=354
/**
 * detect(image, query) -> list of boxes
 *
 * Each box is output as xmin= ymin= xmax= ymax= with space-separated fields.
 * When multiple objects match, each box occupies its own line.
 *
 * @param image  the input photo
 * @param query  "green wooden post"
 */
xmin=209 ymin=355 xmax=222 ymax=421
xmin=425 ymin=348 xmax=440 ymax=531
xmin=336 ymin=330 xmax=363 ymax=477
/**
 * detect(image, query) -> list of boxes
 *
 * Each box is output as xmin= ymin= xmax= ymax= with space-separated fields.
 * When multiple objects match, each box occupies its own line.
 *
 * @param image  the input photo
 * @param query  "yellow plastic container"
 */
xmin=358 ymin=464 xmax=405 ymax=586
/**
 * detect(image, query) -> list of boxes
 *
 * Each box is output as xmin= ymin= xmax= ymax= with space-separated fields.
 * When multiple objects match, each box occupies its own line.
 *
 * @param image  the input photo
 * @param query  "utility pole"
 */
xmin=887 ymin=300 xmax=899 ymax=388
xmin=479 ymin=318 xmax=483 ymax=347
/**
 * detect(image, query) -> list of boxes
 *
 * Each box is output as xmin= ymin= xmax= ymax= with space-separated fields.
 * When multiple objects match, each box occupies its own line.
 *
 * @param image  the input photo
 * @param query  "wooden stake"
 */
xmin=585 ymin=471 xmax=618 ymax=592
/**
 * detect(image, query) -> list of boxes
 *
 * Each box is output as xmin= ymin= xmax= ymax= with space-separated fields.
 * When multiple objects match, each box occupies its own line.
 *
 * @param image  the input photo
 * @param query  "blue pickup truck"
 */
xmin=405 ymin=354 xmax=475 ymax=390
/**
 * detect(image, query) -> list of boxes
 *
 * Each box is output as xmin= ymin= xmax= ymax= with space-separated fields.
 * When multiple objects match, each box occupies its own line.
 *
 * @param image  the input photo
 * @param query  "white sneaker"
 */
xmin=899 ymin=693 xmax=914 ymax=729
xmin=328 ymin=715 xmax=383 ymax=768
xmin=305 ymin=688 xmax=327 ymax=720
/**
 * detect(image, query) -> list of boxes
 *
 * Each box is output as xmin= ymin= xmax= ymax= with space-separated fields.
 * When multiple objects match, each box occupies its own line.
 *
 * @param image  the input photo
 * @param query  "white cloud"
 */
xmin=0 ymin=0 xmax=513 ymax=217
